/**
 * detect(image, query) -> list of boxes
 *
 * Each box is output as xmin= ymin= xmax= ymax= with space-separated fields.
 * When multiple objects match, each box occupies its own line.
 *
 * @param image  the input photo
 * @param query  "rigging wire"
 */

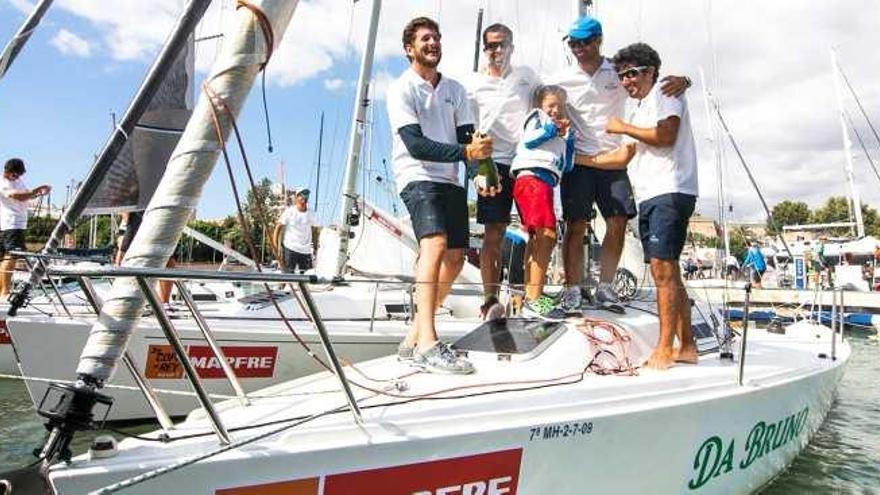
xmin=844 ymin=109 xmax=880 ymax=186
xmin=712 ymin=96 xmax=794 ymax=261
xmin=260 ymin=69 xmax=274 ymax=152
xmin=836 ymin=59 xmax=880 ymax=149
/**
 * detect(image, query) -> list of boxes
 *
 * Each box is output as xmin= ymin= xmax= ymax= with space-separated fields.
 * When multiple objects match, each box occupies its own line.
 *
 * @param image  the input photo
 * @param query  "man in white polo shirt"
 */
xmin=606 ymin=42 xmax=699 ymax=369
xmin=0 ymin=158 xmax=51 ymax=296
xmin=387 ymin=17 xmax=492 ymax=374
xmin=548 ymin=15 xmax=690 ymax=313
xmin=463 ymin=23 xmax=541 ymax=320
xmin=273 ymin=188 xmax=318 ymax=274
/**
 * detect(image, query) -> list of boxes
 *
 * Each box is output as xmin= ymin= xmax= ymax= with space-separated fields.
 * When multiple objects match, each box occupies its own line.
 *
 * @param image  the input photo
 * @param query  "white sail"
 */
xmin=83 ymin=39 xmax=195 ymax=214
xmin=76 ymin=0 xmax=300 ymax=381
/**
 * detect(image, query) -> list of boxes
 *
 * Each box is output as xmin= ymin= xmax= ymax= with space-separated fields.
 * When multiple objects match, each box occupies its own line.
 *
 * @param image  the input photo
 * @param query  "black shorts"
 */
xmin=400 ymin=181 xmax=469 ymax=249
xmin=120 ymin=211 xmax=143 ymax=252
xmin=476 ymin=163 xmax=514 ymax=225
xmin=638 ymin=193 xmax=696 ymax=262
xmin=0 ymin=229 xmax=25 ymax=258
xmin=283 ymin=248 xmax=313 ymax=273
xmin=561 ymin=166 xmax=637 ymax=221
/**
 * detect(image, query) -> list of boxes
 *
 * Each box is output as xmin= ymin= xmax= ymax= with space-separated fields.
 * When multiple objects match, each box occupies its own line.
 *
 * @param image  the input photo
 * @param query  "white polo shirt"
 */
xmin=386 ymin=68 xmax=475 ymax=193
xmin=463 ymin=65 xmax=541 ymax=165
xmin=0 ymin=177 xmax=29 ymax=230
xmin=545 ymin=58 xmax=625 ymax=155
xmin=626 ymin=84 xmax=699 ymax=203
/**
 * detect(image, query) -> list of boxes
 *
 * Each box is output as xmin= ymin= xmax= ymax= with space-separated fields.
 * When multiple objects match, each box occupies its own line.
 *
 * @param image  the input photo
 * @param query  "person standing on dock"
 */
xmin=463 ymin=22 xmax=541 ymax=321
xmin=387 ymin=17 xmax=492 ymax=374
xmin=603 ymin=42 xmax=699 ymax=369
xmin=0 ymin=158 xmax=50 ymax=297
xmin=742 ymin=242 xmax=767 ymax=288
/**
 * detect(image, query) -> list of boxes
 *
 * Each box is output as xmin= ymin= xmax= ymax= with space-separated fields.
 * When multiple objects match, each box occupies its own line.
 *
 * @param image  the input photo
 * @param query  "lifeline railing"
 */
xmin=19 ymin=258 xmax=363 ymax=444
xmin=10 ymin=252 xmax=849 ymax=442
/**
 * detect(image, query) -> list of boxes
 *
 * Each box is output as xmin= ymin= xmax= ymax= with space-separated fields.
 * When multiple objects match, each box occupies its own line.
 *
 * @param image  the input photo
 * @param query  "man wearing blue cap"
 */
xmin=548 ymin=15 xmax=690 ymax=313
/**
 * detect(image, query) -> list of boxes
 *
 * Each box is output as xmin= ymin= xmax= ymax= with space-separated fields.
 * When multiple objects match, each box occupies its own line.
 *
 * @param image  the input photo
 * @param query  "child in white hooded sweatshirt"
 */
xmin=510 ymin=85 xmax=575 ymax=320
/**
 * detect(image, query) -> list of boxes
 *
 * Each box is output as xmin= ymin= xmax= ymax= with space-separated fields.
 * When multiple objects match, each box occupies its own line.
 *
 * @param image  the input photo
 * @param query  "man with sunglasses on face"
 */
xmin=386 ymin=17 xmax=492 ymax=374
xmin=463 ymin=23 xmax=541 ymax=321
xmin=605 ymin=42 xmax=699 ymax=370
xmin=547 ymin=15 xmax=690 ymax=314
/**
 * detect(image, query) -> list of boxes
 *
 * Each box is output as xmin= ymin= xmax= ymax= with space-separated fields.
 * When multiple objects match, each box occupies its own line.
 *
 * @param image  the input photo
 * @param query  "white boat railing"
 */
xmin=17 ymin=259 xmax=363 ymax=443
xmin=8 ymin=252 xmax=851 ymax=443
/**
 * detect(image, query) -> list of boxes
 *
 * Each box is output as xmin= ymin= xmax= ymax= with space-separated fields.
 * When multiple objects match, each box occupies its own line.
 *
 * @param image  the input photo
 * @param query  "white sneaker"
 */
xmin=413 ymin=342 xmax=475 ymax=375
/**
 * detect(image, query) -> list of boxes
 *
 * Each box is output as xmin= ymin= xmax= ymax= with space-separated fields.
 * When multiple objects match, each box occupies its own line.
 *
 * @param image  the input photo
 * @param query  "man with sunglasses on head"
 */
xmin=463 ymin=23 xmax=542 ymax=321
xmin=547 ymin=15 xmax=690 ymax=313
xmin=605 ymin=42 xmax=699 ymax=369
xmin=386 ymin=17 xmax=492 ymax=374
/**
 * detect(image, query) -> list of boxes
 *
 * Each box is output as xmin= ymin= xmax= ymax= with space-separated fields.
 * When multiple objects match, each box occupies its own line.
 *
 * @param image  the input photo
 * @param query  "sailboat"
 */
xmin=1 ymin=0 xmax=486 ymax=421
xmin=0 ymin=0 xmax=849 ymax=493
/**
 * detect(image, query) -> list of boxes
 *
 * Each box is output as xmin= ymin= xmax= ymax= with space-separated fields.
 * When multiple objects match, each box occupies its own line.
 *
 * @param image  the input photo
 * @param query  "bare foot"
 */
xmin=643 ymin=348 xmax=675 ymax=370
xmin=672 ymin=345 xmax=699 ymax=364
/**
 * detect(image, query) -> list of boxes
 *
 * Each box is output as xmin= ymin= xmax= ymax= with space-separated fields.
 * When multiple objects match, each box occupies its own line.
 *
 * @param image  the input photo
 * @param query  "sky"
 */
xmin=1 ymin=0 xmax=879 ymax=227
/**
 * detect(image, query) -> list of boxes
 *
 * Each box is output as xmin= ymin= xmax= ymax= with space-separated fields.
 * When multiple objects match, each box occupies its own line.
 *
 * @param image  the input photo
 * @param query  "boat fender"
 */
xmin=89 ymin=435 xmax=118 ymax=459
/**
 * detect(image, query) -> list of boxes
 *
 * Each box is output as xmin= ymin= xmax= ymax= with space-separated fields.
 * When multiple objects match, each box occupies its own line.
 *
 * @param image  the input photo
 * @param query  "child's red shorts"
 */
xmin=513 ymin=174 xmax=556 ymax=232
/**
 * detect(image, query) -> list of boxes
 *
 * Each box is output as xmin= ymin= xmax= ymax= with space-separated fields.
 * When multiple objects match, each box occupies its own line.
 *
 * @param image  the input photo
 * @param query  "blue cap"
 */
xmin=567 ymin=16 xmax=602 ymax=41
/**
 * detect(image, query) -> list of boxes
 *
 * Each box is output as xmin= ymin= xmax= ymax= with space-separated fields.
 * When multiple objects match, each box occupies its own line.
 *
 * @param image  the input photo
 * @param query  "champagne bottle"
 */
xmin=474 ymin=132 xmax=498 ymax=188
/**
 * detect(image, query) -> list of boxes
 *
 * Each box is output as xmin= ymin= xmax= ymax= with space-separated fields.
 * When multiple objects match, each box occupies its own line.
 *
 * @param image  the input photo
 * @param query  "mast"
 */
xmin=472 ymin=8 xmax=483 ymax=72
xmin=333 ymin=0 xmax=382 ymax=278
xmin=0 ymin=0 xmax=55 ymax=82
xmin=75 ymin=0 xmax=301 ymax=384
xmin=700 ymin=69 xmax=730 ymax=259
xmin=575 ymin=0 xmax=594 ymax=18
xmin=315 ymin=111 xmax=324 ymax=210
xmin=8 ymin=0 xmax=213 ymax=315
xmin=832 ymin=49 xmax=865 ymax=238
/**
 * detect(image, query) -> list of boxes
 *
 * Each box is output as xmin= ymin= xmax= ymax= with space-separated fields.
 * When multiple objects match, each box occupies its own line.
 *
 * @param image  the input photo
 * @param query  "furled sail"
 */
xmin=82 ymin=39 xmax=194 ymax=214
xmin=76 ymin=0 xmax=300 ymax=382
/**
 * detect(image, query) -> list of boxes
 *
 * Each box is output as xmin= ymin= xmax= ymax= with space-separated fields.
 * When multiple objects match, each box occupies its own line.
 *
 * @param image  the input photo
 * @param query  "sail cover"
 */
xmin=82 ymin=38 xmax=194 ymax=214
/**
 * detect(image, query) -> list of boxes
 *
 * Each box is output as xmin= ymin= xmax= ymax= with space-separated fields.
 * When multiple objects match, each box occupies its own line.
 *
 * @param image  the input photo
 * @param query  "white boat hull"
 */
xmin=38 ymin=315 xmax=849 ymax=494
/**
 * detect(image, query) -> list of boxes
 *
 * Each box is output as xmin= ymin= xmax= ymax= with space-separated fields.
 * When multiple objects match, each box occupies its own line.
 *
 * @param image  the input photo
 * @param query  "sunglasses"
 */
xmin=483 ymin=41 xmax=510 ymax=51
xmin=567 ymin=37 xmax=597 ymax=49
xmin=617 ymin=66 xmax=649 ymax=81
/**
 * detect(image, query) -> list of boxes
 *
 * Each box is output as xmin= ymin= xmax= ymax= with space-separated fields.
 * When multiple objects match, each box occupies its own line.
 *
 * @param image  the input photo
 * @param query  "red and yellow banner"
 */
xmin=145 ymin=344 xmax=278 ymax=379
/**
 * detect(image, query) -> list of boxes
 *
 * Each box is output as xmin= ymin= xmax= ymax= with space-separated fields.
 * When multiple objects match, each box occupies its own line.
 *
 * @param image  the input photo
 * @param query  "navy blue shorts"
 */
xmin=283 ymin=248 xmax=313 ymax=273
xmin=638 ymin=193 xmax=696 ymax=261
xmin=400 ymin=181 xmax=469 ymax=249
xmin=476 ymin=163 xmax=514 ymax=225
xmin=561 ymin=166 xmax=637 ymax=221
xmin=0 ymin=229 xmax=25 ymax=258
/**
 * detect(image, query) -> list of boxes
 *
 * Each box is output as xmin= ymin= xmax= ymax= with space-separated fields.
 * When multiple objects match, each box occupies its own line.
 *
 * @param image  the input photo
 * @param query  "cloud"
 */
xmin=49 ymin=28 xmax=92 ymax=58
xmin=323 ymin=78 xmax=344 ymax=92
xmin=370 ymin=70 xmax=395 ymax=101
xmin=56 ymin=0 xmax=181 ymax=61
xmin=41 ymin=0 xmax=880 ymax=221
xmin=8 ymin=0 xmax=34 ymax=14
